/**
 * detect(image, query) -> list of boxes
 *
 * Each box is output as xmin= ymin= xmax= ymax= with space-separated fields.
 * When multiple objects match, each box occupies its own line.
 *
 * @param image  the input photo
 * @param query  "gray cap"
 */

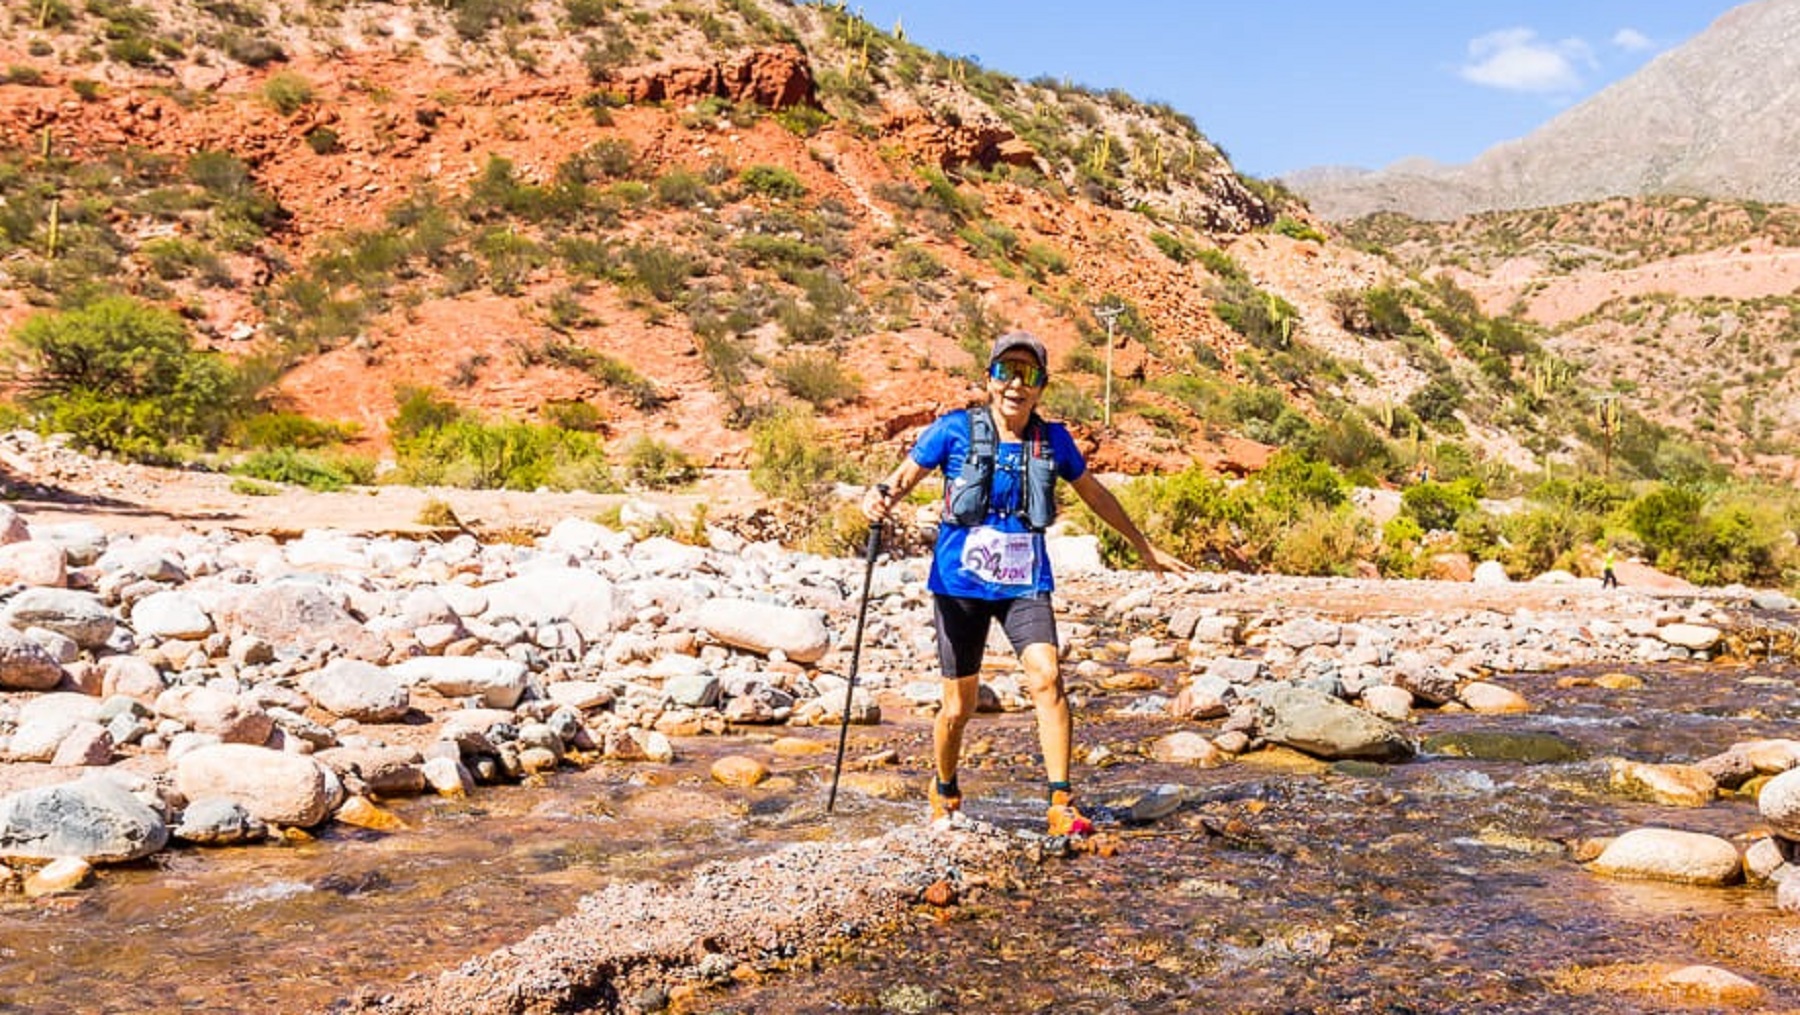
xmin=988 ymin=330 xmax=1048 ymax=370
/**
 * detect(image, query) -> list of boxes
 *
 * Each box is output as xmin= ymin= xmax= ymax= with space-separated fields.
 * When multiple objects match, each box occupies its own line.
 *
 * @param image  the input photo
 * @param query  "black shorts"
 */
xmin=932 ymin=593 xmax=1059 ymax=678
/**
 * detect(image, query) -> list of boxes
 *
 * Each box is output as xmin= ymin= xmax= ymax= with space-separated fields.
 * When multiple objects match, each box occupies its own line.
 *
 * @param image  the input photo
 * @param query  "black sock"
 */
xmin=936 ymin=779 xmax=960 ymax=798
xmin=1048 ymin=780 xmax=1071 ymax=800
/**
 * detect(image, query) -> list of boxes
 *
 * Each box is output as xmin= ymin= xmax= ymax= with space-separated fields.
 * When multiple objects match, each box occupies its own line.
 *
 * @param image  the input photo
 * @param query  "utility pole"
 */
xmin=1094 ymin=301 xmax=1124 ymax=428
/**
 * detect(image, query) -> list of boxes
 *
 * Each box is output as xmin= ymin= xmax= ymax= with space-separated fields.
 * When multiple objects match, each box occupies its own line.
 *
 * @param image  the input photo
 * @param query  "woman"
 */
xmin=862 ymin=330 xmax=1189 ymax=836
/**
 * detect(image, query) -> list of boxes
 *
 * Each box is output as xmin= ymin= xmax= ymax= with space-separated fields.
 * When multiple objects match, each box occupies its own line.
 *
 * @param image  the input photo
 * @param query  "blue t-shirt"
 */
xmin=910 ymin=408 xmax=1086 ymax=599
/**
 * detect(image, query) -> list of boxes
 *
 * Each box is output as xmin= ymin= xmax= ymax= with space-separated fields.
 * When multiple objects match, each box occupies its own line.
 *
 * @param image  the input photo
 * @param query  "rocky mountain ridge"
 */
xmin=1287 ymin=0 xmax=1800 ymax=222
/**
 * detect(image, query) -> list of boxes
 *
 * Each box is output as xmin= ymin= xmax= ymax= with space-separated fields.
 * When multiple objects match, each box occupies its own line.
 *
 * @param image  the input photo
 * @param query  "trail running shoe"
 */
xmin=1046 ymin=789 xmax=1094 ymax=837
xmin=928 ymin=779 xmax=962 ymax=824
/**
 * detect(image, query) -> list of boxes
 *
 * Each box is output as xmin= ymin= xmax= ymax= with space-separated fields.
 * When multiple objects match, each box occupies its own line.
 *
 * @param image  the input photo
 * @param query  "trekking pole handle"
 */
xmin=865 ymin=484 xmax=890 ymax=558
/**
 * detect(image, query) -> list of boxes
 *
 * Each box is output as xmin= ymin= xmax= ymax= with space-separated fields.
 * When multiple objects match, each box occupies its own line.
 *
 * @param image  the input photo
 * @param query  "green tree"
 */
xmin=8 ymin=296 xmax=251 ymax=458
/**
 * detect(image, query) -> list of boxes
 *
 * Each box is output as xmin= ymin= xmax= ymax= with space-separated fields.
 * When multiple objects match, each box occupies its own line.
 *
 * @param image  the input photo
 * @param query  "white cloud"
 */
xmin=1612 ymin=27 xmax=1654 ymax=51
xmin=1459 ymin=28 xmax=1594 ymax=94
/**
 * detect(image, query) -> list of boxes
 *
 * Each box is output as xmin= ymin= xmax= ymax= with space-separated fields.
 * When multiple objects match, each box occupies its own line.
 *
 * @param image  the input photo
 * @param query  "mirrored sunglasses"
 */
xmin=988 ymin=360 xmax=1046 ymax=388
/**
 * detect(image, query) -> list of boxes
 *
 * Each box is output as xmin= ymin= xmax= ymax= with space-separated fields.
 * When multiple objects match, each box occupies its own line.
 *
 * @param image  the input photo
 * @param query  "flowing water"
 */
xmin=6 ymin=660 xmax=1800 ymax=1014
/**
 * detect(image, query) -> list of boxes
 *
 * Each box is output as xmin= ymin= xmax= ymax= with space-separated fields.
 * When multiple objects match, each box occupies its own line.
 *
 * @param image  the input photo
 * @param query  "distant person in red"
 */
xmin=862 ymin=331 xmax=1189 ymax=837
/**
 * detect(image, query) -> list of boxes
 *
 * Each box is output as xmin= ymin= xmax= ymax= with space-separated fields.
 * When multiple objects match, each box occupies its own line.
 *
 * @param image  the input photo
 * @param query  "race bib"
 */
xmin=961 ymin=526 xmax=1036 ymax=586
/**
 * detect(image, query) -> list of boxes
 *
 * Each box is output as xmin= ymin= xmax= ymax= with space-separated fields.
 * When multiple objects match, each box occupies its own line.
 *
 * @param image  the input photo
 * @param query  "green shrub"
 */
xmin=1270 ymin=504 xmax=1368 ymax=576
xmin=140 ymin=237 xmax=228 ymax=283
xmin=7 ymin=296 xmax=252 ymax=458
xmin=231 ymin=448 xmax=361 ymax=491
xmin=261 ymin=72 xmax=314 ymax=116
xmin=540 ymin=399 xmax=605 ymax=432
xmin=1149 ymin=231 xmax=1194 ymax=263
xmin=735 ymin=234 xmax=828 ymax=269
xmin=772 ymin=350 xmax=860 ymax=409
xmin=622 ymin=436 xmax=699 ymax=489
xmin=1271 ymin=216 xmax=1328 ymax=243
xmin=654 ymin=169 xmax=713 ymax=208
xmin=70 ymin=79 xmax=102 ymax=102
xmin=235 ymin=411 xmax=357 ymax=449
xmin=773 ymin=105 xmax=831 ymax=137
xmin=304 ymin=128 xmax=340 ymax=155
xmin=739 ymin=164 xmax=807 ymax=200
xmin=622 ymin=243 xmax=698 ymax=304
xmin=748 ymin=409 xmax=855 ymax=502
xmin=1401 ymin=478 xmax=1482 ymax=532
xmin=1082 ymin=465 xmax=1240 ymax=569
xmin=392 ymin=413 xmax=615 ymax=491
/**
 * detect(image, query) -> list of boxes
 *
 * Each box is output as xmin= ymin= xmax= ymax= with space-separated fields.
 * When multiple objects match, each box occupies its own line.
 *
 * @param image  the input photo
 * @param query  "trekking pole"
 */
xmin=827 ymin=485 xmax=887 ymax=814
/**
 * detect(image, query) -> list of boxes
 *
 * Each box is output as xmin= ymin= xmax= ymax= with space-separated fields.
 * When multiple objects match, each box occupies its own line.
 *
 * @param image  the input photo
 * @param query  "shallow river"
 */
xmin=6 ymin=657 xmax=1800 ymax=1014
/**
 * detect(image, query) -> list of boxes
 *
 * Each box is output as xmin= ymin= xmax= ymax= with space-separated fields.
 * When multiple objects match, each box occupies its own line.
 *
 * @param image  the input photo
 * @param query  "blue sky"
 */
xmin=846 ymin=1 xmax=1746 ymax=179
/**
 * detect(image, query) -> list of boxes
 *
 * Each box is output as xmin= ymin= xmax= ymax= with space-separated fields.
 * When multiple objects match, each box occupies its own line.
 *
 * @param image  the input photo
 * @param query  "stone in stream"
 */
xmin=1589 ymin=827 xmax=1742 ymax=886
xmin=175 ymin=743 xmax=337 ymax=828
xmin=1255 ymin=685 xmax=1414 ymax=761
xmin=1420 ymin=729 xmax=1584 ymax=765
xmin=174 ymin=798 xmax=268 ymax=846
xmin=0 ymin=776 xmax=169 ymax=863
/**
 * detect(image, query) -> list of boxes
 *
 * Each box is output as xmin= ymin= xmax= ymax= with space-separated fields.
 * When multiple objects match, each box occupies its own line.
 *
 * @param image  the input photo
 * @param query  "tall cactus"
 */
xmin=1596 ymin=394 xmax=1622 ymax=476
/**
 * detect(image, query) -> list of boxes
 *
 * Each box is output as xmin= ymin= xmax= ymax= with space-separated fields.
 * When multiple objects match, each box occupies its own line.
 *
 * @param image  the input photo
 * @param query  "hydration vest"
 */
xmin=942 ymin=407 xmax=1059 ymax=531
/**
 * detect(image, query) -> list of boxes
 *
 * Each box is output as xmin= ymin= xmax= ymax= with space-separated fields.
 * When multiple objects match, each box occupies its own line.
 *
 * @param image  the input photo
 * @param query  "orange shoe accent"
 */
xmin=928 ymin=780 xmax=962 ymax=823
xmin=1046 ymin=789 xmax=1094 ymax=837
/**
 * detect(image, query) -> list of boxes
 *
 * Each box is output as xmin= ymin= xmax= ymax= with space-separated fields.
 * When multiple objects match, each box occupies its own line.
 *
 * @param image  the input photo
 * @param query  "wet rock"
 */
xmin=1389 ymin=651 xmax=1458 ymax=705
xmin=1589 ymin=827 xmax=1742 ymax=886
xmin=1458 ymin=680 xmax=1530 ymax=713
xmin=24 ymin=855 xmax=92 ymax=896
xmin=1657 ymin=623 xmax=1722 ymax=652
xmin=316 ymin=746 xmax=427 ymax=797
xmin=0 ymin=776 xmax=169 ymax=862
xmin=1421 ymin=729 xmax=1583 ymax=764
xmin=1360 ymin=684 xmax=1413 ymax=721
xmin=174 ymin=798 xmax=268 ymax=845
xmin=1255 ymin=685 xmax=1414 ymax=761
xmin=1757 ymin=767 xmax=1800 ymax=839
xmin=1608 ymin=759 xmax=1717 ymax=807
xmin=710 ymin=755 xmax=769 ymax=788
xmin=1743 ymin=836 xmax=1786 ymax=884
xmin=175 ymin=743 xmax=334 ymax=827
xmin=835 ymin=770 xmax=911 ymax=801
xmin=1150 ymin=731 xmax=1225 ymax=766
xmin=335 ymin=795 xmax=409 ymax=832
xmin=421 ymin=755 xmax=475 ymax=797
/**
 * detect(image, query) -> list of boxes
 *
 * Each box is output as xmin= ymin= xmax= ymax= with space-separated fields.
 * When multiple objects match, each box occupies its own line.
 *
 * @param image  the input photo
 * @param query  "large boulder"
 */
xmin=1255 ymin=685 xmax=1414 ymax=761
xmin=1590 ymin=827 xmax=1742 ymax=886
xmin=0 ymin=776 xmax=169 ymax=863
xmin=174 ymin=744 xmax=335 ymax=827
xmin=697 ymin=598 xmax=830 ymax=664
xmin=2 ymin=588 xmax=115 ymax=649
